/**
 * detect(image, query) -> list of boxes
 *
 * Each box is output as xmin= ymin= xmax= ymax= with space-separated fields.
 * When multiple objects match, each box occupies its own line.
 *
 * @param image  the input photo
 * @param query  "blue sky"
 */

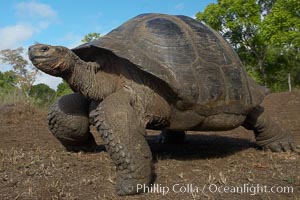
xmin=0 ymin=0 xmax=216 ymax=89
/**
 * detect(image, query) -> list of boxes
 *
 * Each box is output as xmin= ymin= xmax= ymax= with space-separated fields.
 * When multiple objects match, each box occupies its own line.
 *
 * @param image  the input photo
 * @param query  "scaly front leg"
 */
xmin=92 ymin=89 xmax=153 ymax=195
xmin=48 ymin=93 xmax=97 ymax=152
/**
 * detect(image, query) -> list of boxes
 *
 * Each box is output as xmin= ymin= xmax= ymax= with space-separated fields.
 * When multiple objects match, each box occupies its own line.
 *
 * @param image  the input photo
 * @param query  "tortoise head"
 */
xmin=28 ymin=44 xmax=76 ymax=77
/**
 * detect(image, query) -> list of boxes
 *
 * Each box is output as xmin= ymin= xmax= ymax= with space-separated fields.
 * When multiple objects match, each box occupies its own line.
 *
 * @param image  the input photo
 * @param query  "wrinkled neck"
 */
xmin=64 ymin=57 xmax=119 ymax=101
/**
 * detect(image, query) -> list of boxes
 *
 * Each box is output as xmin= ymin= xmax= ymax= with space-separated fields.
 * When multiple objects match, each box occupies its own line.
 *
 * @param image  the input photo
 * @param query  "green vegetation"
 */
xmin=29 ymin=83 xmax=56 ymax=106
xmin=0 ymin=70 xmax=16 ymax=91
xmin=0 ymin=47 xmax=40 ymax=97
xmin=81 ymin=32 xmax=101 ymax=43
xmin=55 ymin=80 xmax=73 ymax=97
xmin=196 ymin=0 xmax=300 ymax=91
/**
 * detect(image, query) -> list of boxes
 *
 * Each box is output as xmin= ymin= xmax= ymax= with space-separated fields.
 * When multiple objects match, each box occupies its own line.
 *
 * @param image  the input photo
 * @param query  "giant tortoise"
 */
xmin=28 ymin=13 xmax=297 ymax=195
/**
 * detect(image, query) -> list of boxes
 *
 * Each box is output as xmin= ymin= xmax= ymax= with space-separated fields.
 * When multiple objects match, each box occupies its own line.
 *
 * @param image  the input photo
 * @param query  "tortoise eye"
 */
xmin=40 ymin=46 xmax=49 ymax=52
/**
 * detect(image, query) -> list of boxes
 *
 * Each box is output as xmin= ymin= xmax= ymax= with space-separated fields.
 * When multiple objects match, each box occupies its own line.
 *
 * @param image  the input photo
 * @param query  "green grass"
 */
xmin=0 ymin=88 xmax=51 ymax=111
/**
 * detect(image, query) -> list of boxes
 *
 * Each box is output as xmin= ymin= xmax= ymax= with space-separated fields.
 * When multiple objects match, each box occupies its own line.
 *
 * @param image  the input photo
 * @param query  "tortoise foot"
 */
xmin=261 ymin=136 xmax=299 ymax=153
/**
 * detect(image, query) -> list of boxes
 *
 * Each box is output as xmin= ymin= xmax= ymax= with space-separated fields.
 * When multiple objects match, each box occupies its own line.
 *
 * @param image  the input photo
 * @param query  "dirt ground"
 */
xmin=0 ymin=91 xmax=299 ymax=200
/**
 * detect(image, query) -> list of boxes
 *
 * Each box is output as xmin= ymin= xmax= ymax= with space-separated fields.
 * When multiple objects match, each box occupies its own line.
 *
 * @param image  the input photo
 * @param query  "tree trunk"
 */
xmin=288 ymin=73 xmax=292 ymax=92
xmin=259 ymin=59 xmax=267 ymax=86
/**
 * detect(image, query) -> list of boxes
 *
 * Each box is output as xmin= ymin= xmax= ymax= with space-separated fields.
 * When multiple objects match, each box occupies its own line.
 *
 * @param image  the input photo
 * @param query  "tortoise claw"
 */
xmin=116 ymin=176 xmax=151 ymax=196
xmin=262 ymin=139 xmax=299 ymax=153
xmin=116 ymin=178 xmax=137 ymax=196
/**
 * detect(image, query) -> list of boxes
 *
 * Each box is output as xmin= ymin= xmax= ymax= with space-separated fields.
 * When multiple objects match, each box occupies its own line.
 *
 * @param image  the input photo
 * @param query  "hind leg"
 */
xmin=48 ymin=93 xmax=97 ymax=151
xmin=243 ymin=105 xmax=297 ymax=152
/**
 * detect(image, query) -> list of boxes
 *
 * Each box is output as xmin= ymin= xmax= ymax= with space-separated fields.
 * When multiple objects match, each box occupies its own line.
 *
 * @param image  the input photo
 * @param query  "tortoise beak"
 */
xmin=28 ymin=46 xmax=36 ymax=61
xmin=28 ymin=50 xmax=35 ymax=62
xmin=28 ymin=44 xmax=50 ymax=62
xmin=28 ymin=45 xmax=42 ymax=61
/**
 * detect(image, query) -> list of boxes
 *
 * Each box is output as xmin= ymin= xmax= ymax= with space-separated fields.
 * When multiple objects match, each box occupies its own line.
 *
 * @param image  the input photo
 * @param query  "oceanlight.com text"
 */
xmin=136 ymin=183 xmax=294 ymax=196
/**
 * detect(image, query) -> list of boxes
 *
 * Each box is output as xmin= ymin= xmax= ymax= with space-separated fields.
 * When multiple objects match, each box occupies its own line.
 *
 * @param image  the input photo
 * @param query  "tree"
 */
xmin=0 ymin=47 xmax=40 ymax=96
xmin=55 ymin=80 xmax=73 ymax=97
xmin=260 ymin=0 xmax=300 ymax=91
xmin=0 ymin=70 xmax=16 ymax=91
xmin=81 ymin=32 xmax=101 ymax=43
xmin=196 ymin=0 xmax=300 ymax=91
xmin=30 ymin=83 xmax=56 ymax=105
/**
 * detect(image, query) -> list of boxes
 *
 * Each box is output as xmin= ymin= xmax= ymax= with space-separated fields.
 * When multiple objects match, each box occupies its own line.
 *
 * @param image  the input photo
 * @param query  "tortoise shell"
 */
xmin=73 ymin=13 xmax=260 ymax=114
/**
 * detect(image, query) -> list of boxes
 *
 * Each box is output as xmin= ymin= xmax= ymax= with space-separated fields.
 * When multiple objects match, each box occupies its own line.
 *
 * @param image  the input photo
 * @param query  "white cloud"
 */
xmin=15 ymin=1 xmax=58 ymax=30
xmin=0 ymin=2 xmax=58 ymax=50
xmin=174 ymin=3 xmax=185 ymax=10
xmin=15 ymin=1 xmax=57 ymax=20
xmin=0 ymin=24 xmax=34 ymax=50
